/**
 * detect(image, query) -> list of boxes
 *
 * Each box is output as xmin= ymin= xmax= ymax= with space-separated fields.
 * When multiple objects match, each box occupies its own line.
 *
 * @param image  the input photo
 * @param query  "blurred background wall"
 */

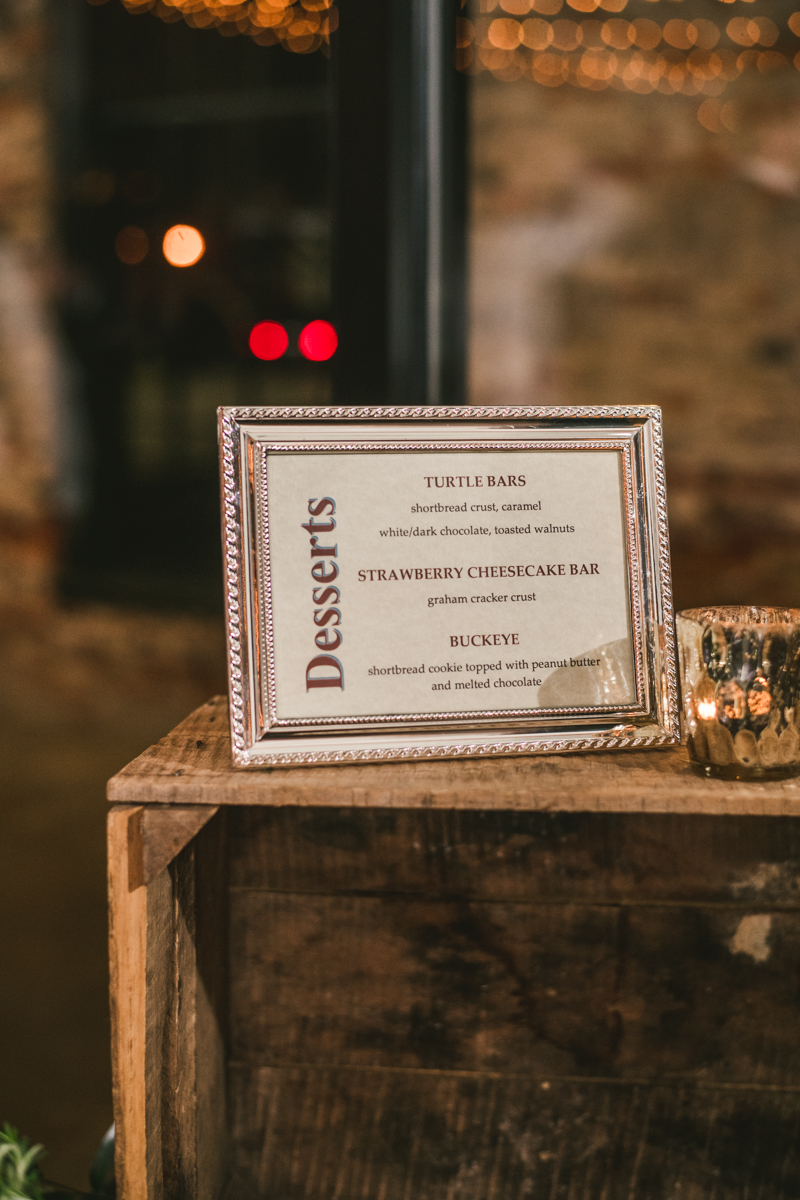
xmin=4 ymin=0 xmax=800 ymax=1191
xmin=467 ymin=0 xmax=800 ymax=607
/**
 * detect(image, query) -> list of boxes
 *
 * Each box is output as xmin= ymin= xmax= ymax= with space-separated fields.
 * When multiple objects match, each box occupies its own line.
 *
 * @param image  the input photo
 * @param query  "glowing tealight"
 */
xmin=299 ymin=320 xmax=338 ymax=361
xmin=162 ymin=224 xmax=205 ymax=268
xmin=249 ymin=321 xmax=289 ymax=361
xmin=697 ymin=700 xmax=717 ymax=720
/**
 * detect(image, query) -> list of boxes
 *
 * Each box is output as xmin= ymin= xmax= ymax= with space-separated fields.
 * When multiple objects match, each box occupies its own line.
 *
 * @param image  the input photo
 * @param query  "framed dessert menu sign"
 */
xmin=218 ymin=406 xmax=679 ymax=767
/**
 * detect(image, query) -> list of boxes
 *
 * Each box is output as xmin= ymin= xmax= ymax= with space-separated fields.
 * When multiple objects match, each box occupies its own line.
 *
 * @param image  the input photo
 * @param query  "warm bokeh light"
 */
xmin=601 ymin=19 xmax=631 ymax=50
xmin=663 ymin=19 xmax=695 ymax=50
xmin=117 ymin=0 xmax=337 ymax=53
xmin=522 ymin=17 xmax=552 ymax=48
xmin=697 ymin=98 xmax=738 ymax=133
xmin=162 ymin=225 xmax=205 ymax=268
xmin=631 ymin=19 xmax=660 ymax=51
xmin=753 ymin=17 xmax=779 ymax=46
xmin=462 ymin=4 xmax=793 ymax=94
xmin=691 ymin=19 xmax=720 ymax=51
xmin=532 ymin=50 xmax=568 ymax=85
xmin=249 ymin=321 xmax=289 ymax=361
xmin=298 ymin=320 xmax=338 ymax=361
xmin=115 ymin=226 xmax=149 ymax=265
xmin=551 ymin=18 xmax=579 ymax=50
xmin=726 ymin=18 xmax=764 ymax=48
xmin=489 ymin=17 xmax=523 ymax=48
xmin=697 ymin=700 xmax=717 ymax=721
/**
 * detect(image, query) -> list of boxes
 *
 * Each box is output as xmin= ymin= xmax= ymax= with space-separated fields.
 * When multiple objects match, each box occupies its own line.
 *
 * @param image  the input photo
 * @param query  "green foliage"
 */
xmin=0 ymin=1126 xmax=45 ymax=1200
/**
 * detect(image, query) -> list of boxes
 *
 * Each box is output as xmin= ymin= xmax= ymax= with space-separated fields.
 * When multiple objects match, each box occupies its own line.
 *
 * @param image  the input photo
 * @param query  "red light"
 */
xmin=299 ymin=320 xmax=338 ymax=361
xmin=249 ymin=321 xmax=289 ymax=361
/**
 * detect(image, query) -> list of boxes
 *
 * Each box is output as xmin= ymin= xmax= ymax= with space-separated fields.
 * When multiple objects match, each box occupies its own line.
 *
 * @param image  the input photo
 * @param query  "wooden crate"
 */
xmin=108 ymin=695 xmax=800 ymax=1200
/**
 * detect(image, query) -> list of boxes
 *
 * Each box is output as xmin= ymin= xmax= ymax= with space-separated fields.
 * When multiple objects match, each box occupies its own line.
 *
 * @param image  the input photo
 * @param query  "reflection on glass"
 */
xmin=677 ymin=607 xmax=800 ymax=781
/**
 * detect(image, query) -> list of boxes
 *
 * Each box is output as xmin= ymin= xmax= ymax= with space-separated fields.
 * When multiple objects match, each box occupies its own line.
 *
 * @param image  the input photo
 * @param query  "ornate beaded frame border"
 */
xmin=218 ymin=405 xmax=679 ymax=768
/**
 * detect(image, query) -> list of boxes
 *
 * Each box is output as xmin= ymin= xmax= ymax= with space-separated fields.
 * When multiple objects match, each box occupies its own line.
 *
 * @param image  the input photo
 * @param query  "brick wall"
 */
xmin=470 ymin=73 xmax=800 ymax=608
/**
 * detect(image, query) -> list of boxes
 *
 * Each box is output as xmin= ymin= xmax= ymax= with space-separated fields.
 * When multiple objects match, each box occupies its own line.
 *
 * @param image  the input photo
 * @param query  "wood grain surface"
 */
xmin=109 ymin=808 xmax=227 ymax=1200
xmin=224 ymin=1066 xmax=800 ymax=1200
xmin=108 ymin=696 xmax=800 ymax=816
xmin=127 ymin=805 xmax=218 ymax=889
xmin=108 ymin=698 xmax=800 ymax=1199
xmin=108 ymin=807 xmax=148 ymax=1200
xmin=227 ymin=806 xmax=800 ymax=904
xmin=229 ymin=892 xmax=800 ymax=1085
xmin=220 ymin=804 xmax=800 ymax=1197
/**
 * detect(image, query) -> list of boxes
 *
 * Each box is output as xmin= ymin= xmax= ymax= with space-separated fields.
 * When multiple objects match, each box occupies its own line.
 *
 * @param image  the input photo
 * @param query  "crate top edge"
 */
xmin=105 ymin=697 xmax=800 ymax=817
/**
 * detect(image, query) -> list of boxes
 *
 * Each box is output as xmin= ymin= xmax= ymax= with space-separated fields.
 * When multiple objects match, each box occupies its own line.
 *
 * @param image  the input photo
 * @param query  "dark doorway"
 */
xmin=56 ymin=1 xmax=332 ymax=611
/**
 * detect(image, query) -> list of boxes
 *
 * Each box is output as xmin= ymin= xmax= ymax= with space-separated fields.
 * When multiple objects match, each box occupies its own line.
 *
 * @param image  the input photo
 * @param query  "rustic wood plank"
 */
xmin=108 ymin=806 xmax=149 ymax=1200
xmin=107 ymin=696 xmax=800 ymax=816
xmin=227 ymin=807 xmax=800 ymax=905
xmin=194 ymin=813 xmax=229 ymax=1200
xmin=129 ymin=805 xmax=219 ymax=889
xmin=229 ymin=892 xmax=800 ymax=1087
xmin=153 ymin=845 xmax=198 ymax=1200
xmin=224 ymin=1065 xmax=800 ymax=1200
xmin=148 ymin=821 xmax=230 ymax=1200
xmin=110 ymin=806 xmax=229 ymax=1200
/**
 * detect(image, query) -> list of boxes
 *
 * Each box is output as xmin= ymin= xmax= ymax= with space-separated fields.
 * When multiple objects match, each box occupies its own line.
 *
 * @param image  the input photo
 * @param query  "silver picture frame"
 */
xmin=219 ymin=405 xmax=679 ymax=767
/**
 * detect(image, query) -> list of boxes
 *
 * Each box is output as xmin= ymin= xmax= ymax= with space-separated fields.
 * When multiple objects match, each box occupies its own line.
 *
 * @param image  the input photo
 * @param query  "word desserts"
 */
xmin=303 ymin=497 xmax=344 ymax=692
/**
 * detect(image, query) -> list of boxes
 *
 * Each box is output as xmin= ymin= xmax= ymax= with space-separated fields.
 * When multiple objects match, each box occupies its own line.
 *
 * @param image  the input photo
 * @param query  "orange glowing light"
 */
xmin=752 ymin=16 xmax=779 ymax=47
xmin=698 ymin=99 xmax=722 ymax=132
xmin=532 ymin=49 xmax=568 ymax=83
xmin=727 ymin=17 xmax=758 ymax=47
xmin=697 ymin=700 xmax=717 ymax=720
xmin=580 ymin=47 xmax=616 ymax=78
xmin=690 ymin=19 xmax=720 ymax=51
xmin=663 ymin=18 xmax=696 ymax=50
xmin=522 ymin=17 xmax=552 ymax=48
xmin=162 ymin=225 xmax=205 ymax=268
xmin=631 ymin=18 xmax=660 ymax=50
xmin=551 ymin=18 xmax=579 ymax=50
xmin=602 ymin=19 xmax=632 ymax=50
xmin=488 ymin=17 xmax=523 ymax=48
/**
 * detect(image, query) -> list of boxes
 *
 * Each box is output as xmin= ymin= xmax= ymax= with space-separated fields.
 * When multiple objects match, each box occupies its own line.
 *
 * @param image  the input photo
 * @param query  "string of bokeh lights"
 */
xmin=460 ymin=5 xmax=800 ymax=101
xmin=111 ymin=0 xmax=338 ymax=54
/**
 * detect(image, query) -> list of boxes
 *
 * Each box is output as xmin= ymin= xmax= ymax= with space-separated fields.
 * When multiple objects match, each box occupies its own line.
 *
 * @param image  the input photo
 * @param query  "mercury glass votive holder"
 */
xmin=677 ymin=607 xmax=800 ymax=781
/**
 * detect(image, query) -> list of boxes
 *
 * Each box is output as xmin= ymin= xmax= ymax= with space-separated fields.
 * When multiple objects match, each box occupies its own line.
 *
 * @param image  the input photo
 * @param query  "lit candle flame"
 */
xmin=697 ymin=699 xmax=717 ymax=720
